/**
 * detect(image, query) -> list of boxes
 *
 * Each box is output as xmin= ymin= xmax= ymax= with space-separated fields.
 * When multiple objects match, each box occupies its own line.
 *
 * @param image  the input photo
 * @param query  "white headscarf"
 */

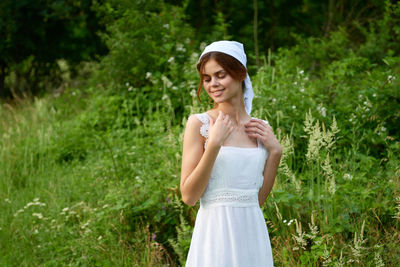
xmin=199 ymin=40 xmax=254 ymax=115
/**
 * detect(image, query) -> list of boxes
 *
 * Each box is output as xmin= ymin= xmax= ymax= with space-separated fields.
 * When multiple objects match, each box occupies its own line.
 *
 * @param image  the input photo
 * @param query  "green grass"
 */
xmin=1 ymin=27 xmax=400 ymax=265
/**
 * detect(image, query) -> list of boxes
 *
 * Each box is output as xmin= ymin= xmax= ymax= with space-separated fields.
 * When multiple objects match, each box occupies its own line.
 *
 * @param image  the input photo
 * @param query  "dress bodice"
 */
xmin=191 ymin=113 xmax=269 ymax=208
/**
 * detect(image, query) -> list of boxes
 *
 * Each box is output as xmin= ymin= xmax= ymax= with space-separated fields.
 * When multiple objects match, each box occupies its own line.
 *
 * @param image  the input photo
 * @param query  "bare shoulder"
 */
xmin=183 ymin=114 xmax=205 ymax=146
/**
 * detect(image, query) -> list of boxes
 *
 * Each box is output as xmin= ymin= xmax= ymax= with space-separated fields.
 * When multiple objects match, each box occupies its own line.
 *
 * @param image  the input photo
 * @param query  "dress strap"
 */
xmin=192 ymin=113 xmax=209 ymax=149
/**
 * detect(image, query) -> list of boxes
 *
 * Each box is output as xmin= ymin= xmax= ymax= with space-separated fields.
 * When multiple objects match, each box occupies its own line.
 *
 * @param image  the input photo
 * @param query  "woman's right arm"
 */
xmin=180 ymin=112 xmax=233 ymax=206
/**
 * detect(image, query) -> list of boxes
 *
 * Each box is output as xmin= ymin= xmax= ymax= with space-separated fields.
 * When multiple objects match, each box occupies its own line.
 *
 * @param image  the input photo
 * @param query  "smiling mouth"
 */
xmin=211 ymin=89 xmax=225 ymax=97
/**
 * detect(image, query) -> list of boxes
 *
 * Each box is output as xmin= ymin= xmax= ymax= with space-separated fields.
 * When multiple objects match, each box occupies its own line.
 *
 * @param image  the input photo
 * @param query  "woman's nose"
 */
xmin=211 ymin=77 xmax=219 ymax=86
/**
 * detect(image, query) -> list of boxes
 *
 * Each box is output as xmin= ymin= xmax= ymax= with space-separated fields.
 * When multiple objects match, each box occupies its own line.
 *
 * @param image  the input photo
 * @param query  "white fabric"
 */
xmin=199 ymin=40 xmax=254 ymax=115
xmin=185 ymin=113 xmax=274 ymax=267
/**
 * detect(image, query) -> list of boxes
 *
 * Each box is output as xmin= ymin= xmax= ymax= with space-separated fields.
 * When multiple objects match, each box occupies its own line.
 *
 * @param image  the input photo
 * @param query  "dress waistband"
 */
xmin=200 ymin=189 xmax=259 ymax=208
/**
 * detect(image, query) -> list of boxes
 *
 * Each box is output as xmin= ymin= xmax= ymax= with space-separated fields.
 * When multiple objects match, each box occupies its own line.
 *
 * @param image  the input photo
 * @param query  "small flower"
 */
xmin=166 ymin=196 xmax=171 ymax=203
xmin=152 ymin=233 xmax=156 ymax=241
xmin=163 ymin=24 xmax=169 ymax=29
xmin=125 ymin=82 xmax=129 ymax=87
xmin=176 ymin=43 xmax=186 ymax=52
xmin=172 ymin=86 xmax=178 ymax=90
xmin=373 ymin=93 xmax=377 ymax=97
xmin=146 ymin=72 xmax=152 ymax=79
xmin=272 ymin=98 xmax=276 ymax=103
xmin=292 ymin=105 xmax=296 ymax=109
xmin=293 ymin=81 xmax=298 ymax=85
xmin=32 ymin=213 xmax=43 ymax=219
xmin=167 ymin=57 xmax=175 ymax=63
xmin=128 ymin=87 xmax=133 ymax=92
xmin=13 ymin=209 xmax=24 ymax=217
xmin=344 ymin=173 xmax=353 ymax=180
xmin=381 ymin=126 xmax=386 ymax=132
xmin=300 ymin=88 xmax=305 ymax=93
xmin=98 ymin=235 xmax=102 ymax=240
xmin=190 ymin=89 xmax=197 ymax=97
xmin=72 ymin=91 xmax=76 ymax=96
xmin=4 ymin=198 xmax=11 ymax=203
xmin=299 ymin=70 xmax=304 ymax=75
xmin=162 ymin=94 xmax=169 ymax=101
xmin=33 ymin=229 xmax=39 ymax=234
xmin=387 ymin=75 xmax=395 ymax=83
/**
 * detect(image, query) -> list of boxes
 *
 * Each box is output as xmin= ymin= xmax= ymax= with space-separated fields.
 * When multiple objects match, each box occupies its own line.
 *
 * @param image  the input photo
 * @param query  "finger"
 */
xmin=245 ymin=121 xmax=267 ymax=131
xmin=245 ymin=127 xmax=265 ymax=136
xmin=217 ymin=111 xmax=224 ymax=121
xmin=209 ymin=115 xmax=214 ymax=126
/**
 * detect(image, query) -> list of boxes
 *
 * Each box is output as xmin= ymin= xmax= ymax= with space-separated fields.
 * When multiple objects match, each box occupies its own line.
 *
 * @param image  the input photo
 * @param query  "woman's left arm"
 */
xmin=244 ymin=119 xmax=282 ymax=206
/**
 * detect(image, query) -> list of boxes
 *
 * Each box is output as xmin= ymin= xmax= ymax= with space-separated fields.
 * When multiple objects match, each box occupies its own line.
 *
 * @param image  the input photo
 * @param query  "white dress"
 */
xmin=185 ymin=113 xmax=274 ymax=267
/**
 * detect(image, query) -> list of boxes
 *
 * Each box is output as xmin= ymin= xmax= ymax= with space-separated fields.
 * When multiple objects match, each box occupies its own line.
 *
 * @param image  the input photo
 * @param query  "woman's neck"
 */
xmin=212 ymin=102 xmax=250 ymax=125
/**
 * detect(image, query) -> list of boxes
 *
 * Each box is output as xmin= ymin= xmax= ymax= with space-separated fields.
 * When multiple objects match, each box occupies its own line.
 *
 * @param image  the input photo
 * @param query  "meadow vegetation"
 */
xmin=1 ymin=0 xmax=400 ymax=266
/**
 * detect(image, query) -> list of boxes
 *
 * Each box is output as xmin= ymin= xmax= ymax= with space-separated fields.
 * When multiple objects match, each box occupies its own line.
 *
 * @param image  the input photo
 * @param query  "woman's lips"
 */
xmin=211 ymin=89 xmax=224 ymax=97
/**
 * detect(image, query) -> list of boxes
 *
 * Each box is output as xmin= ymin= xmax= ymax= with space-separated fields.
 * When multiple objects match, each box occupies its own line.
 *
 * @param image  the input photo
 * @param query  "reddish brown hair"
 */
xmin=196 ymin=52 xmax=247 ymax=100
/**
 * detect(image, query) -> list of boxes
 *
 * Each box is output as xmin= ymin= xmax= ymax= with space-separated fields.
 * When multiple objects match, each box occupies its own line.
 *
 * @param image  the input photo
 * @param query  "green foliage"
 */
xmin=1 ymin=1 xmax=400 ymax=266
xmin=0 ymin=0 xmax=105 ymax=98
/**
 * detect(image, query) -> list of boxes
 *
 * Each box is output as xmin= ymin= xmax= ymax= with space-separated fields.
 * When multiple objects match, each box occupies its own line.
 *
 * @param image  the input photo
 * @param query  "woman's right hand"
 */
xmin=208 ymin=111 xmax=234 ymax=147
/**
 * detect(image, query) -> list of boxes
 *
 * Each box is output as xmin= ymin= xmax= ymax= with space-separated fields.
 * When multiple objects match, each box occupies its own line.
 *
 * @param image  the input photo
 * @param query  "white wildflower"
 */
xmin=299 ymin=70 xmax=304 ymax=75
xmin=373 ymin=93 xmax=377 ymax=97
xmin=292 ymin=105 xmax=296 ymax=109
xmin=348 ymin=220 xmax=367 ymax=263
xmin=272 ymin=98 xmax=276 ymax=103
xmin=163 ymin=23 xmax=169 ymax=29
xmin=146 ymin=72 xmax=152 ymax=79
xmin=162 ymin=94 xmax=169 ymax=101
xmin=4 ymin=198 xmax=11 ymax=203
xmin=136 ymin=176 xmax=143 ymax=183
xmin=33 ymin=229 xmax=39 ymax=234
xmin=176 ymin=43 xmax=186 ymax=52
xmin=293 ymin=81 xmax=298 ymax=85
xmin=393 ymin=196 xmax=400 ymax=220
xmin=317 ymin=105 xmax=327 ymax=117
xmin=190 ymin=89 xmax=197 ymax=97
xmin=300 ymin=88 xmax=305 ymax=93
xmin=102 ymin=204 xmax=109 ymax=209
xmin=374 ymin=251 xmax=384 ymax=267
xmin=167 ymin=57 xmax=175 ymax=63
xmin=33 ymin=198 xmax=39 ymax=202
xmin=343 ymin=173 xmax=353 ymax=180
xmin=32 ymin=213 xmax=43 ymax=219
xmin=125 ymin=82 xmax=129 ymax=87
xmin=172 ymin=86 xmax=178 ymax=90
xmin=98 ymin=235 xmax=102 ymax=240
xmin=128 ymin=87 xmax=133 ymax=92
xmin=381 ymin=126 xmax=386 ymax=132
xmin=292 ymin=220 xmax=307 ymax=250
xmin=387 ymin=75 xmax=395 ymax=82
xmin=288 ymin=219 xmax=294 ymax=226
xmin=13 ymin=209 xmax=24 ymax=217
xmin=161 ymin=75 xmax=173 ymax=88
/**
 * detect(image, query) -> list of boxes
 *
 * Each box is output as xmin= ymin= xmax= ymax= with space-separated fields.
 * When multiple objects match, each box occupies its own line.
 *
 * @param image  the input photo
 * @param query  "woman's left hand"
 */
xmin=244 ymin=119 xmax=282 ymax=154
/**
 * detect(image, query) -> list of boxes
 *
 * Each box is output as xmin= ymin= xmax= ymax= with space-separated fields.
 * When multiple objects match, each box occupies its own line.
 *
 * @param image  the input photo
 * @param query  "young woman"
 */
xmin=180 ymin=41 xmax=282 ymax=267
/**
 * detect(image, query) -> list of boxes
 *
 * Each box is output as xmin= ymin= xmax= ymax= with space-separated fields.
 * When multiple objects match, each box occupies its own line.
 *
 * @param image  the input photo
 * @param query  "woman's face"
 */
xmin=201 ymin=59 xmax=242 ymax=104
